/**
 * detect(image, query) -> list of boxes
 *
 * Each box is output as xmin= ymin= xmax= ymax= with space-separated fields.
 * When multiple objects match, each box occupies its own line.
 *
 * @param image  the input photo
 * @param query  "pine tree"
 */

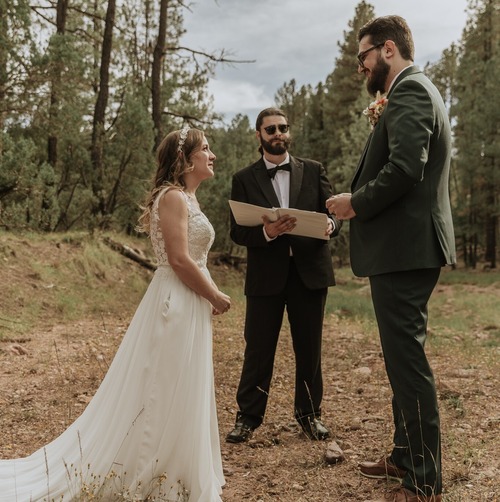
xmin=199 ymin=115 xmax=256 ymax=253
xmin=322 ymin=1 xmax=375 ymax=184
xmin=454 ymin=0 xmax=500 ymax=268
xmin=0 ymin=0 xmax=34 ymax=149
xmin=0 ymin=0 xmax=222 ymax=232
xmin=275 ymin=79 xmax=314 ymax=157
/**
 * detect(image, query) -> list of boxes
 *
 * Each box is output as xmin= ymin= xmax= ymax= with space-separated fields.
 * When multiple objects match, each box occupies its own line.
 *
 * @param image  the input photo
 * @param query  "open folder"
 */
xmin=229 ymin=199 xmax=329 ymax=240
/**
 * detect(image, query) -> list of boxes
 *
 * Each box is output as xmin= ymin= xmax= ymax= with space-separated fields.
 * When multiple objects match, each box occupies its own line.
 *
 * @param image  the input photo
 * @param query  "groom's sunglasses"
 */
xmin=262 ymin=124 xmax=290 ymax=135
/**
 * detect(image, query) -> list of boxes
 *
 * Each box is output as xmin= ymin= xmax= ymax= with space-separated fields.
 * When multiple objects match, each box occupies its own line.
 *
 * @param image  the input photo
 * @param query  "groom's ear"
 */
xmin=383 ymin=40 xmax=397 ymax=60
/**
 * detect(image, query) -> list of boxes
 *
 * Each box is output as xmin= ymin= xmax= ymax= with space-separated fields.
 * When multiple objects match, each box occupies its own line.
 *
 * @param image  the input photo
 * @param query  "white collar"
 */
xmin=387 ymin=64 xmax=414 ymax=93
xmin=263 ymin=154 xmax=290 ymax=169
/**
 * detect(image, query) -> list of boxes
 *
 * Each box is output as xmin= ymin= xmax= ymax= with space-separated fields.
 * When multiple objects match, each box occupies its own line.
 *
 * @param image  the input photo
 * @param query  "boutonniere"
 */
xmin=363 ymin=91 xmax=388 ymax=129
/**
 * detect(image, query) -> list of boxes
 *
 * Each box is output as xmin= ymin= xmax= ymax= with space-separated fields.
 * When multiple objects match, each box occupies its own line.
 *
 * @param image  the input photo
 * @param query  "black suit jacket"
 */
xmin=230 ymin=155 xmax=340 ymax=296
xmin=350 ymin=66 xmax=456 ymax=277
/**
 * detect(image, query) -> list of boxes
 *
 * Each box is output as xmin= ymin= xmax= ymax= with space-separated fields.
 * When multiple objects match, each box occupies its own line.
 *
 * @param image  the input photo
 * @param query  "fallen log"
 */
xmin=103 ymin=237 xmax=156 ymax=271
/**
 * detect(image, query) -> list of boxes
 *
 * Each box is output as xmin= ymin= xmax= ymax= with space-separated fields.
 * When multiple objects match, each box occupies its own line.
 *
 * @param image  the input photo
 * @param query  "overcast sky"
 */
xmin=182 ymin=0 xmax=469 ymax=125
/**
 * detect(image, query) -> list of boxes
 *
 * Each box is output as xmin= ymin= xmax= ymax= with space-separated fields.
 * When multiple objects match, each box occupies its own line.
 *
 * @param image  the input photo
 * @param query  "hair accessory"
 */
xmin=177 ymin=125 xmax=190 ymax=152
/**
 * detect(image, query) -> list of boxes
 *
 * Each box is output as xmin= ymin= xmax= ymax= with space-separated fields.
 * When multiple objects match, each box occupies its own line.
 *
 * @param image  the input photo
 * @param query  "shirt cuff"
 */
xmin=263 ymin=227 xmax=276 ymax=241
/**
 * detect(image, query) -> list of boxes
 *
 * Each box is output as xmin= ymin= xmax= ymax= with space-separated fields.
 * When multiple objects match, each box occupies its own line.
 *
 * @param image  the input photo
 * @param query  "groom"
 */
xmin=327 ymin=15 xmax=455 ymax=502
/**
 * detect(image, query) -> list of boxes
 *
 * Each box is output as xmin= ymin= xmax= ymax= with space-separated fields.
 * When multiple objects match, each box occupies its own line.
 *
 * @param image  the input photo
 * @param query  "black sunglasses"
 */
xmin=357 ymin=43 xmax=385 ymax=67
xmin=263 ymin=124 xmax=289 ymax=135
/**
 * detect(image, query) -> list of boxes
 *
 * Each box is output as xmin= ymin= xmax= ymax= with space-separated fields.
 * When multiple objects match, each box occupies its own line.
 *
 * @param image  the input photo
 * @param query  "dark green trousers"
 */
xmin=369 ymin=268 xmax=442 ymax=496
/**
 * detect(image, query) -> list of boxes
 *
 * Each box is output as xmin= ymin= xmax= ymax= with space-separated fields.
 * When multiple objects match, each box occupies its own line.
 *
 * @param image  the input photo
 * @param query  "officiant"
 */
xmin=226 ymin=106 xmax=343 ymax=445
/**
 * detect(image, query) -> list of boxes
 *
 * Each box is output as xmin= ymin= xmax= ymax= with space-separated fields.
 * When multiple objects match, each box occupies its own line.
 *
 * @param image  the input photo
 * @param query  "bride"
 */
xmin=0 ymin=127 xmax=231 ymax=501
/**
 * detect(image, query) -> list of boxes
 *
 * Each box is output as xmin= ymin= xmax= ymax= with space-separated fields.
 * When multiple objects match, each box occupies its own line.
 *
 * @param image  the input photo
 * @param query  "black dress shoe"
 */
xmin=298 ymin=417 xmax=331 ymax=440
xmin=226 ymin=422 xmax=255 ymax=443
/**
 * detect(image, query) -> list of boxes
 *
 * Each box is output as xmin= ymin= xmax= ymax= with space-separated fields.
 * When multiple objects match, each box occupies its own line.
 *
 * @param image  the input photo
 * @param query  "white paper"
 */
xmin=229 ymin=200 xmax=329 ymax=240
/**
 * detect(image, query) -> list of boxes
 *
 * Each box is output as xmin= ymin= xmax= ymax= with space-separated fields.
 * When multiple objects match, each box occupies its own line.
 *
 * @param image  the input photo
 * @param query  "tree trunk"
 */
xmin=91 ymin=0 xmax=116 ymax=223
xmin=0 ymin=3 xmax=8 ymax=152
xmin=152 ymin=0 xmax=169 ymax=150
xmin=484 ymin=183 xmax=497 ymax=268
xmin=47 ymin=0 xmax=69 ymax=168
xmin=103 ymin=236 xmax=156 ymax=271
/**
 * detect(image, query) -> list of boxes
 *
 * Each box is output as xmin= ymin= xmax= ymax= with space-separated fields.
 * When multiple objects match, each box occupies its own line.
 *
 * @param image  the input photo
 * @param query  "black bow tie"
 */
xmin=267 ymin=163 xmax=291 ymax=179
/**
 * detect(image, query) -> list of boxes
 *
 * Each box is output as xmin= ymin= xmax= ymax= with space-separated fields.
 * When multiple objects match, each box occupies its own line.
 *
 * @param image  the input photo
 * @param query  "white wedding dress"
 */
xmin=0 ymin=189 xmax=225 ymax=501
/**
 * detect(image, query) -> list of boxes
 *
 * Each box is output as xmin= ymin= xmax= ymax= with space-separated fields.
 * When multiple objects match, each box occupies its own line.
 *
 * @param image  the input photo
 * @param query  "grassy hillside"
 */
xmin=0 ymin=231 xmax=498 ymax=501
xmin=0 ymin=231 xmax=153 ymax=338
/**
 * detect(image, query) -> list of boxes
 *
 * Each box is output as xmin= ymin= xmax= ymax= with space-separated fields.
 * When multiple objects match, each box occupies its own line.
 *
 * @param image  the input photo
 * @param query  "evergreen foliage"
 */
xmin=0 ymin=0 xmax=214 ymax=233
xmin=273 ymin=2 xmax=375 ymax=264
xmin=0 ymin=1 xmax=498 ymax=265
xmin=453 ymin=0 xmax=499 ymax=268
xmin=199 ymin=115 xmax=256 ymax=254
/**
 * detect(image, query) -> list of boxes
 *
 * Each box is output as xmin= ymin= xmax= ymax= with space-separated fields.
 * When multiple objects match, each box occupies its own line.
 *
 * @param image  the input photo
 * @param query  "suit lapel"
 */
xmin=352 ymin=132 xmax=373 ymax=190
xmin=253 ymin=156 xmax=303 ymax=208
xmin=387 ymin=65 xmax=421 ymax=99
xmin=289 ymin=156 xmax=303 ymax=208
xmin=351 ymin=66 xmax=421 ymax=190
xmin=254 ymin=159 xmax=281 ymax=207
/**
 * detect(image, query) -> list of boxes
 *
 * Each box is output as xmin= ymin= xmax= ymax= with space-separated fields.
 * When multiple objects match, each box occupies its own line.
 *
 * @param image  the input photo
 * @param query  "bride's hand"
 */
xmin=212 ymin=291 xmax=231 ymax=315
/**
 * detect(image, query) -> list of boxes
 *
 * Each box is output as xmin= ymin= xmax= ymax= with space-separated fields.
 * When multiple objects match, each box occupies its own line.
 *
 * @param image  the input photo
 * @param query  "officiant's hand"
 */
xmin=262 ymin=214 xmax=297 ymax=238
xmin=326 ymin=219 xmax=334 ymax=236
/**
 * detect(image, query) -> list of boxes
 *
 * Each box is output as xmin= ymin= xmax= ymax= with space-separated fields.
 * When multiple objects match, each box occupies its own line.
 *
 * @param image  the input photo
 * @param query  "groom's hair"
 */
xmin=359 ymin=15 xmax=415 ymax=62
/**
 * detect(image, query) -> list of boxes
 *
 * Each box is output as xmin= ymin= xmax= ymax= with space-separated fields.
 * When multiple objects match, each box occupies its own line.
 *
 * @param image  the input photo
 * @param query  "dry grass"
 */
xmin=0 ymin=232 xmax=498 ymax=501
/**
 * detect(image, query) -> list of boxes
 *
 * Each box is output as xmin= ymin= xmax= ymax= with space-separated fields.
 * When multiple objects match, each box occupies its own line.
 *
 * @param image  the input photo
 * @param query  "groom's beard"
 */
xmin=367 ymin=56 xmax=390 ymax=96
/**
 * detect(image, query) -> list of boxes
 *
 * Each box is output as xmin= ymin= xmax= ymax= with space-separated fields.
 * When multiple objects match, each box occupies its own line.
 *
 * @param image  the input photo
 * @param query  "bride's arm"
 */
xmin=158 ymin=189 xmax=230 ymax=313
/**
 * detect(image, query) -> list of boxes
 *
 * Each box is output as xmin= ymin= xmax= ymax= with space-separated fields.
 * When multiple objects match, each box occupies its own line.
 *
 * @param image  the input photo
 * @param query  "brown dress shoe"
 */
xmin=359 ymin=456 xmax=407 ymax=481
xmin=368 ymin=486 xmax=442 ymax=501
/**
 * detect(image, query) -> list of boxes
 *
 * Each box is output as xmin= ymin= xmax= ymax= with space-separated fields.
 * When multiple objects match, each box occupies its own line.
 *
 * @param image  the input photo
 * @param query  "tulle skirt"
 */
xmin=0 ymin=266 xmax=224 ymax=501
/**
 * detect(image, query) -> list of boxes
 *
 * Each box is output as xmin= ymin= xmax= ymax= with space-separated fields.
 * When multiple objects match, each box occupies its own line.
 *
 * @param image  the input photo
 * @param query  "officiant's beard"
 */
xmin=367 ymin=56 xmax=390 ymax=97
xmin=260 ymin=136 xmax=291 ymax=156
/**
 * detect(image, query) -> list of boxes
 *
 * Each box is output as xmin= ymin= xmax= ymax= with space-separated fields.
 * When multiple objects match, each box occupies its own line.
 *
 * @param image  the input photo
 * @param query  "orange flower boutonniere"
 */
xmin=363 ymin=91 xmax=388 ymax=129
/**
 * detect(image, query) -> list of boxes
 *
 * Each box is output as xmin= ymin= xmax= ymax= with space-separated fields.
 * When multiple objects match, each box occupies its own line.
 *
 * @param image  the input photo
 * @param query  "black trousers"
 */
xmin=236 ymin=259 xmax=327 ymax=428
xmin=369 ymin=268 xmax=442 ymax=496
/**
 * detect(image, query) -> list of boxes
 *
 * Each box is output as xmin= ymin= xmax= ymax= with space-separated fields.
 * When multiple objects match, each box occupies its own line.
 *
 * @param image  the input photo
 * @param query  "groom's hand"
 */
xmin=326 ymin=193 xmax=356 ymax=220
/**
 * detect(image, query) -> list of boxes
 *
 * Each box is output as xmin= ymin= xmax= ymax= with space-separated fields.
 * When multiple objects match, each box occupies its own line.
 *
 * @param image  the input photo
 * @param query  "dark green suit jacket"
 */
xmin=350 ymin=66 xmax=456 ymax=277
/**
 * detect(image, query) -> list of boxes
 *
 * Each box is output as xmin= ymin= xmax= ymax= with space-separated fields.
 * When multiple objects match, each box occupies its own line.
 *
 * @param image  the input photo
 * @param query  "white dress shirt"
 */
xmin=263 ymin=154 xmax=291 ymax=208
xmin=262 ymin=154 xmax=290 ymax=242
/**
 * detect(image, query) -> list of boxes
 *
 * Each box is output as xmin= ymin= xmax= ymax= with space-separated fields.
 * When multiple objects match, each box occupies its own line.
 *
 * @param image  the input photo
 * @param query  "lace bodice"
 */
xmin=150 ymin=188 xmax=215 ymax=269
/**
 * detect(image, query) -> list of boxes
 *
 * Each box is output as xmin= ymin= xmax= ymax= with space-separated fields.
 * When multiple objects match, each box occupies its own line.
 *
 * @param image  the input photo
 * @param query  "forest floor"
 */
xmin=0 ymin=234 xmax=498 ymax=501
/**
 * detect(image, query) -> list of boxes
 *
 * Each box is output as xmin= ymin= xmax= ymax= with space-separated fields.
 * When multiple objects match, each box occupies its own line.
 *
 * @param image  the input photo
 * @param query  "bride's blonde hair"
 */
xmin=137 ymin=127 xmax=205 ymax=234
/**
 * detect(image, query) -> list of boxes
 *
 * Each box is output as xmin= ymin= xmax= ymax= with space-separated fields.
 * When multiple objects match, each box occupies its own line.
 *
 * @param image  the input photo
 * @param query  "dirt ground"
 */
xmin=0 ymin=250 xmax=499 ymax=501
